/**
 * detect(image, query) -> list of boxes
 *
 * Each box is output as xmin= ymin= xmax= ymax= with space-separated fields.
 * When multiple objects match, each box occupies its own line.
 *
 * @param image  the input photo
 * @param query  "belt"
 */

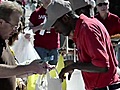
xmin=94 ymin=82 xmax=120 ymax=90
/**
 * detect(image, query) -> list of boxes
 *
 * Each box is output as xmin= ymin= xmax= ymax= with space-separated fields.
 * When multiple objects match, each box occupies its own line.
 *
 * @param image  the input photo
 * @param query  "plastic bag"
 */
xmin=66 ymin=69 xmax=85 ymax=90
xmin=49 ymin=54 xmax=66 ymax=90
xmin=47 ymin=70 xmax=62 ymax=90
xmin=12 ymin=32 xmax=40 ymax=65
xmin=26 ymin=54 xmax=66 ymax=90
xmin=35 ymin=70 xmax=62 ymax=90
xmin=27 ymin=74 xmax=40 ymax=90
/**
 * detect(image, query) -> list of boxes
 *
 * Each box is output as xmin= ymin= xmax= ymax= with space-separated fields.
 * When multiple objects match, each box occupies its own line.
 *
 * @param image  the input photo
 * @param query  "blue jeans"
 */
xmin=35 ymin=47 xmax=59 ymax=65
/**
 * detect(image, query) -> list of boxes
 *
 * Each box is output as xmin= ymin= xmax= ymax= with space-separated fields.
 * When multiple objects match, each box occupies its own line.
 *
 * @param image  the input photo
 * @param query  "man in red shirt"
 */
xmin=42 ymin=0 xmax=120 ymax=89
xmin=29 ymin=3 xmax=60 ymax=65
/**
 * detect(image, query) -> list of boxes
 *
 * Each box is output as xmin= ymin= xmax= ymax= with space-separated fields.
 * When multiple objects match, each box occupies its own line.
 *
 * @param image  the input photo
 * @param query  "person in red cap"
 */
xmin=42 ymin=0 xmax=120 ymax=90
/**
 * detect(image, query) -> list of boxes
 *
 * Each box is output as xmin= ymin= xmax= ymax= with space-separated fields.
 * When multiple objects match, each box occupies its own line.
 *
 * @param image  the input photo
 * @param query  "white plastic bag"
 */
xmin=36 ymin=74 xmax=47 ymax=90
xmin=36 ymin=70 xmax=62 ymax=90
xmin=12 ymin=32 xmax=40 ymax=65
xmin=66 ymin=69 xmax=85 ymax=90
xmin=47 ymin=74 xmax=62 ymax=90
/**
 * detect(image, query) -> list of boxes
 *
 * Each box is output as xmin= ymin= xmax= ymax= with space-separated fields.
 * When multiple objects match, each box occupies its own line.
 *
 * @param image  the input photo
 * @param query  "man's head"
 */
xmin=42 ymin=0 xmax=73 ymax=36
xmin=43 ymin=0 xmax=87 ymax=36
xmin=0 ymin=1 xmax=23 ymax=40
xmin=96 ymin=0 xmax=109 ymax=13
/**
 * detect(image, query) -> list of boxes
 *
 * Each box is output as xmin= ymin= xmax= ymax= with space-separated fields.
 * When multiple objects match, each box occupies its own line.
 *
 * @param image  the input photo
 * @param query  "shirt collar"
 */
xmin=73 ymin=14 xmax=87 ymax=43
xmin=97 ymin=12 xmax=110 ymax=20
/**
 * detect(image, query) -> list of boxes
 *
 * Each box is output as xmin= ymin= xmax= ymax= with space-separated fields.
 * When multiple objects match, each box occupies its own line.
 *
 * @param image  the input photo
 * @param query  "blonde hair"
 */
xmin=0 ymin=1 xmax=23 ymax=21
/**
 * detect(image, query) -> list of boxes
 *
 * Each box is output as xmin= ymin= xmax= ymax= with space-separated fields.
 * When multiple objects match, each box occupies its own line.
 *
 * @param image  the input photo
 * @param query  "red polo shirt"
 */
xmin=95 ymin=12 xmax=120 ymax=36
xmin=29 ymin=6 xmax=60 ymax=50
xmin=73 ymin=14 xmax=119 ymax=90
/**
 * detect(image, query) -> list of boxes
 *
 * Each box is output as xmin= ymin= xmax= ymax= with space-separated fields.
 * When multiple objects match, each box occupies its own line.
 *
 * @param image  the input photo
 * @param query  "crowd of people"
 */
xmin=0 ymin=0 xmax=120 ymax=90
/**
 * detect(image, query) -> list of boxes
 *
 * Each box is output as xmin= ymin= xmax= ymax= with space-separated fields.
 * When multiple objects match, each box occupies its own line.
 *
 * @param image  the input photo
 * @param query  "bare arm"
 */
xmin=68 ymin=62 xmax=108 ymax=73
xmin=0 ymin=64 xmax=30 ymax=78
xmin=29 ymin=22 xmax=44 ymax=33
xmin=0 ymin=60 xmax=48 ymax=78
xmin=59 ymin=61 xmax=108 ymax=80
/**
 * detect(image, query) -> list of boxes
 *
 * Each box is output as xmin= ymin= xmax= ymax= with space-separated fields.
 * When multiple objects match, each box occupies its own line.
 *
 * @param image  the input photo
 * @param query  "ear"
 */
xmin=61 ymin=14 xmax=70 ymax=23
xmin=0 ymin=19 xmax=4 ymax=26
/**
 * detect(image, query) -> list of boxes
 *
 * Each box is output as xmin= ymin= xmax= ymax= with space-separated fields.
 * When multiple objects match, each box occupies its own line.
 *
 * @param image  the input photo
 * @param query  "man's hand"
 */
xmin=59 ymin=64 xmax=74 ymax=81
xmin=29 ymin=60 xmax=47 ymax=74
xmin=59 ymin=68 xmax=66 ymax=82
xmin=24 ymin=33 xmax=31 ymax=41
xmin=29 ymin=60 xmax=55 ymax=75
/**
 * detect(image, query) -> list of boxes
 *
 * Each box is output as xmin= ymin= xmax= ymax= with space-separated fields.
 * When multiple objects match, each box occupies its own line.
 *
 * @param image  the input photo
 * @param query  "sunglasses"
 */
xmin=97 ymin=3 xmax=108 ymax=7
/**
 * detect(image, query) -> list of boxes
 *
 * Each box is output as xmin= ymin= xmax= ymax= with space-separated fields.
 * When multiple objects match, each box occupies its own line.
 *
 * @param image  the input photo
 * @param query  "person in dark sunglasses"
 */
xmin=97 ymin=3 xmax=108 ymax=7
xmin=95 ymin=0 xmax=120 ymax=36
xmin=95 ymin=0 xmax=120 ymax=68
